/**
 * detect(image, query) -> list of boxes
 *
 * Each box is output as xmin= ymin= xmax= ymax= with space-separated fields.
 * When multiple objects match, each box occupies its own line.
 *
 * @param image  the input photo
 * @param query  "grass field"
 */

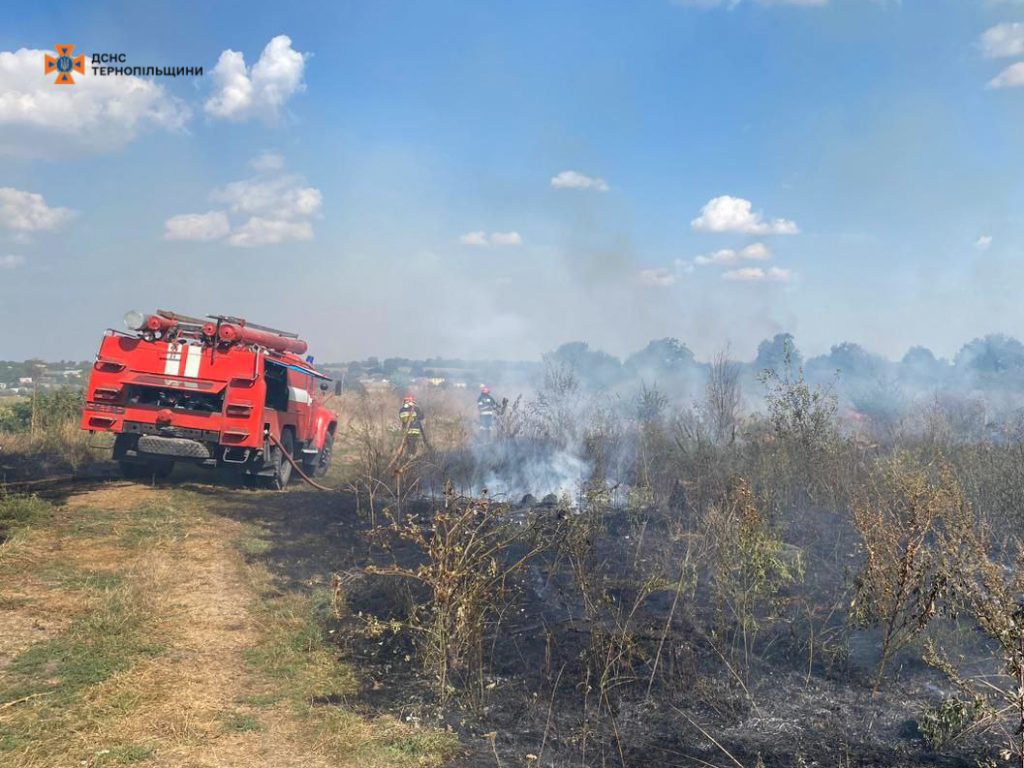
xmin=0 ymin=484 xmax=457 ymax=768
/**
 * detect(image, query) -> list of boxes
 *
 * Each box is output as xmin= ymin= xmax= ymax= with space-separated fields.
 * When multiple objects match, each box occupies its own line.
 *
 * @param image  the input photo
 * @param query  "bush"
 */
xmin=367 ymin=483 xmax=558 ymax=702
xmin=850 ymin=456 xmax=961 ymax=684
xmin=918 ymin=697 xmax=985 ymax=749
xmin=0 ymin=389 xmax=83 ymax=435
xmin=0 ymin=389 xmax=91 ymax=469
xmin=702 ymin=477 xmax=803 ymax=671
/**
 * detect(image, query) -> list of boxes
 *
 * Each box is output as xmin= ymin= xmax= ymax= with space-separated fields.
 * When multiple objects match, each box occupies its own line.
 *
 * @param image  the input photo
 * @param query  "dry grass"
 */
xmin=0 ymin=483 xmax=457 ymax=768
xmin=0 ymin=390 xmax=103 ymax=474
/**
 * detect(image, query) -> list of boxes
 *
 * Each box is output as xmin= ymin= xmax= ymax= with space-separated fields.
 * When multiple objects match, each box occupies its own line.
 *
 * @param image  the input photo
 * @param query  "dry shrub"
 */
xmin=340 ymin=390 xmax=399 ymax=481
xmin=630 ymin=383 xmax=676 ymax=508
xmin=336 ymin=391 xmax=403 ymax=519
xmin=917 ymin=695 xmax=986 ymax=750
xmin=702 ymin=477 xmax=802 ymax=672
xmin=703 ymin=349 xmax=742 ymax=447
xmin=850 ymin=455 xmax=959 ymax=683
xmin=753 ymin=351 xmax=845 ymax=514
xmin=926 ymin=502 xmax=1024 ymax=767
xmin=367 ymin=483 xmax=556 ymax=702
xmin=947 ymin=441 xmax=1024 ymax=534
xmin=0 ymin=389 xmax=96 ymax=472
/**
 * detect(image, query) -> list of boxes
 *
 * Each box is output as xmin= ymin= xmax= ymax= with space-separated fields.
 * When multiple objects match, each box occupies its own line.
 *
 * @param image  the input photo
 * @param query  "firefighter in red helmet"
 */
xmin=477 ymin=385 xmax=500 ymax=436
xmin=398 ymin=393 xmax=426 ymax=455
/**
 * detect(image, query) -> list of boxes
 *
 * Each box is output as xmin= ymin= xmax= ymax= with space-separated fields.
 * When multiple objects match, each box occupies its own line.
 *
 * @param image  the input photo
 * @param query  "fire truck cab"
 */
xmin=81 ymin=310 xmax=338 ymax=489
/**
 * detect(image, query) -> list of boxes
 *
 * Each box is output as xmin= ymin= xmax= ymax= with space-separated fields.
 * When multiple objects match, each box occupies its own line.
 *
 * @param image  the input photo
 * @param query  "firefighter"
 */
xmin=398 ymin=394 xmax=425 ymax=455
xmin=477 ymin=386 xmax=499 ymax=435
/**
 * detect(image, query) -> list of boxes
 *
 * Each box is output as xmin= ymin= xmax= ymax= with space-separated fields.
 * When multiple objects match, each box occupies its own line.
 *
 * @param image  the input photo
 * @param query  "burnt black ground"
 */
xmin=0 ymin=451 xmax=996 ymax=767
xmin=171 ymin=472 xmax=994 ymax=768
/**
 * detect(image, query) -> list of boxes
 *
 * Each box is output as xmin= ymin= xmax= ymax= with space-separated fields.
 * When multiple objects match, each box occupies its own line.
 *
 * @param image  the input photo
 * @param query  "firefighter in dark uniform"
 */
xmin=399 ymin=394 xmax=425 ymax=455
xmin=477 ymin=386 xmax=498 ymax=435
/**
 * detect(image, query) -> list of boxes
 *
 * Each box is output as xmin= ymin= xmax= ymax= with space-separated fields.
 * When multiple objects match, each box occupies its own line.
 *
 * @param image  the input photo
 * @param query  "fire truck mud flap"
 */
xmin=137 ymin=435 xmax=212 ymax=459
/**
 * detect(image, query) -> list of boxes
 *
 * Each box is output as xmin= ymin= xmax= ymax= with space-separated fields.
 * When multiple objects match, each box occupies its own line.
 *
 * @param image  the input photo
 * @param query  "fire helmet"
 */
xmin=403 ymin=394 xmax=416 ymax=403
xmin=481 ymin=386 xmax=490 ymax=394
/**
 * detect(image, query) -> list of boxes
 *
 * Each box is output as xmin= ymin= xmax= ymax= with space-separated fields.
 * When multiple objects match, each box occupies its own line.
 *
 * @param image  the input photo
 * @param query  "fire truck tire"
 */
xmin=119 ymin=461 xmax=143 ymax=480
xmin=151 ymin=460 xmax=174 ymax=480
xmin=119 ymin=460 xmax=173 ymax=481
xmin=268 ymin=430 xmax=294 ymax=490
xmin=305 ymin=432 xmax=334 ymax=478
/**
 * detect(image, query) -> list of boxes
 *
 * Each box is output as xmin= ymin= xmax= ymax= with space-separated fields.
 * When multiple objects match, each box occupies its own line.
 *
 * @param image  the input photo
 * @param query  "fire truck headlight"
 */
xmin=123 ymin=310 xmax=145 ymax=330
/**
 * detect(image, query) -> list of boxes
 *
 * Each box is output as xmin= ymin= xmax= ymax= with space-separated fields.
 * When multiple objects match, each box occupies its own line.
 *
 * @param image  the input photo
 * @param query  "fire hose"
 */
xmin=268 ymin=421 xmax=431 ymax=493
xmin=267 ymin=431 xmax=337 ymax=492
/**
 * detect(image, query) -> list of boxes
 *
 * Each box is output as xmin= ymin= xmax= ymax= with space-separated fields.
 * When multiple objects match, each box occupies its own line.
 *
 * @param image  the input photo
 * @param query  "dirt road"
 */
xmin=0 ymin=479 xmax=454 ymax=768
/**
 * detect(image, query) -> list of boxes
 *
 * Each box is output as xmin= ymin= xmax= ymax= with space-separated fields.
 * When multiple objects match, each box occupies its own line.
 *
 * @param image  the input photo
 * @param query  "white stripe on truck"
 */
xmin=164 ymin=343 xmax=182 ymax=375
xmin=287 ymin=386 xmax=311 ymax=404
xmin=183 ymin=344 xmax=201 ymax=378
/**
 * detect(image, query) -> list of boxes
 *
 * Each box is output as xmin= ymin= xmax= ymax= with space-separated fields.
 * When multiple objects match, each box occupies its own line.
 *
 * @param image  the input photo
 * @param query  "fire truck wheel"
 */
xmin=268 ymin=430 xmax=294 ymax=490
xmin=315 ymin=431 xmax=334 ymax=477
xmin=305 ymin=431 xmax=334 ymax=477
xmin=119 ymin=461 xmax=142 ymax=480
xmin=150 ymin=461 xmax=174 ymax=480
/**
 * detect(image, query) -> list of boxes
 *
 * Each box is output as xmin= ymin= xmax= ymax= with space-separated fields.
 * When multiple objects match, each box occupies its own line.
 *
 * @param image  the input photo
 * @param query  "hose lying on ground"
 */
xmin=267 ymin=432 xmax=337 ymax=492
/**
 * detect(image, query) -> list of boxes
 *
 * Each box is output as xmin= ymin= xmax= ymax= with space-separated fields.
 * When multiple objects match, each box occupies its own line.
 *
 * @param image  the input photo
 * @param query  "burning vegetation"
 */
xmin=318 ymin=338 xmax=1024 ymax=767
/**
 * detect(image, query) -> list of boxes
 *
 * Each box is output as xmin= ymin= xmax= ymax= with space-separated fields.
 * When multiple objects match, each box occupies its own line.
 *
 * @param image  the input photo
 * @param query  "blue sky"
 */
xmin=2 ymin=0 xmax=1024 ymax=362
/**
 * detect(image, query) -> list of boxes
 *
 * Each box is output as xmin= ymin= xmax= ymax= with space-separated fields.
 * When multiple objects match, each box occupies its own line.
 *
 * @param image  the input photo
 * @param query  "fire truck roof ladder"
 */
xmin=155 ymin=309 xmax=207 ymax=327
xmin=207 ymin=315 xmax=300 ymax=339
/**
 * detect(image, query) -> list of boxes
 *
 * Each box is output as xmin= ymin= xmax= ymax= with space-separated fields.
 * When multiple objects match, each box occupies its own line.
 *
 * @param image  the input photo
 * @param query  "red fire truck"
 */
xmin=81 ymin=310 xmax=338 ymax=488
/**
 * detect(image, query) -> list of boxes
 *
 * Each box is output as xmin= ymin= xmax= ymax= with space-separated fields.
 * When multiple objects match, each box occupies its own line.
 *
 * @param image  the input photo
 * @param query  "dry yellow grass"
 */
xmin=0 ymin=483 xmax=457 ymax=768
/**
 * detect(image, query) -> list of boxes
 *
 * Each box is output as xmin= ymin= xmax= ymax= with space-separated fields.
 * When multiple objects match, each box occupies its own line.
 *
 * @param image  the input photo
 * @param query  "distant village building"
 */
xmin=359 ymin=376 xmax=391 ymax=391
xmin=18 ymin=377 xmax=32 ymax=386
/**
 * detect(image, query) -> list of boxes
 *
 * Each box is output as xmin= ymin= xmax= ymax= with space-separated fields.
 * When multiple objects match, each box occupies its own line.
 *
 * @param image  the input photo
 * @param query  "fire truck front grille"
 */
xmin=137 ymin=435 xmax=212 ymax=459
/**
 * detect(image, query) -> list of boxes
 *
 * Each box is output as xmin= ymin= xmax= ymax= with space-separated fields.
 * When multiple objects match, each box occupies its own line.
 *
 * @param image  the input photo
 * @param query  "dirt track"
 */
xmin=0 ymin=477 xmax=453 ymax=768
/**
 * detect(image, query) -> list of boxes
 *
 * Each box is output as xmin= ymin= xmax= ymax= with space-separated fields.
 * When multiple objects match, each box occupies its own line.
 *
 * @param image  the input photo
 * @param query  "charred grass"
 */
xmin=282 ymin=367 xmax=1024 ymax=767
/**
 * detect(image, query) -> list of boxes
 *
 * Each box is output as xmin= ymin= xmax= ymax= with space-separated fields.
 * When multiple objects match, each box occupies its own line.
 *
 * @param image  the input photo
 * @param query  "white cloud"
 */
xmin=459 ymin=231 xmax=489 ymax=247
xmin=0 ymin=254 xmax=24 ymax=269
xmin=163 ymin=211 xmax=231 ymax=242
xmin=227 ymin=217 xmax=313 ymax=247
xmin=636 ymin=267 xmax=677 ymax=287
xmin=975 ymin=234 xmax=993 ymax=250
xmin=741 ymin=242 xmax=771 ymax=260
xmin=205 ymin=35 xmax=308 ymax=122
xmin=212 ymin=175 xmax=322 ymax=220
xmin=692 ymin=196 xmax=799 ymax=235
xmin=767 ymin=266 xmax=794 ymax=281
xmin=988 ymin=62 xmax=1024 ymax=89
xmin=0 ymin=188 xmax=75 ymax=232
xmin=981 ymin=23 xmax=1024 ymax=58
xmin=162 ymin=156 xmax=321 ymax=247
xmin=695 ymin=249 xmax=738 ymax=266
xmin=550 ymin=170 xmax=610 ymax=192
xmin=694 ymin=242 xmax=772 ymax=265
xmin=0 ymin=48 xmax=190 ymax=158
xmin=459 ymin=231 xmax=523 ymax=247
xmin=250 ymin=151 xmax=285 ymax=172
xmin=489 ymin=231 xmax=523 ymax=246
xmin=722 ymin=266 xmax=794 ymax=282
xmin=723 ymin=267 xmax=764 ymax=281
